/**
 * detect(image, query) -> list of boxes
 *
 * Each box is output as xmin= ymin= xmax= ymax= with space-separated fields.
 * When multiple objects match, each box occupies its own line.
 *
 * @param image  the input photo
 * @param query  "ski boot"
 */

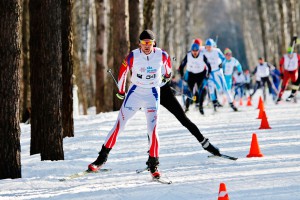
xmin=286 ymin=94 xmax=295 ymax=102
xmin=201 ymin=138 xmax=221 ymax=156
xmin=229 ymin=102 xmax=238 ymax=111
xmin=276 ymin=96 xmax=282 ymax=104
xmin=88 ymin=145 xmax=111 ymax=172
xmin=146 ymin=156 xmax=160 ymax=178
xmin=199 ymin=106 xmax=204 ymax=115
xmin=212 ymin=100 xmax=218 ymax=112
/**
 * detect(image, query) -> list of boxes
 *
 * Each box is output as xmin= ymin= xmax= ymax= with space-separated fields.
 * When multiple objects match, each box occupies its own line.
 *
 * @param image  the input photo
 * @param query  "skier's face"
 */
xmin=140 ymin=39 xmax=155 ymax=55
xmin=206 ymin=46 xmax=212 ymax=52
xmin=225 ymin=53 xmax=232 ymax=60
xmin=191 ymin=50 xmax=199 ymax=57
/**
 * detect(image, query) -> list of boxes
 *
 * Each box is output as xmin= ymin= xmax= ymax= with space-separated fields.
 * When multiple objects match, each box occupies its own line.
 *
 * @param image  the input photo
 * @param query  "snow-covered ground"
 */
xmin=1 ymin=92 xmax=300 ymax=200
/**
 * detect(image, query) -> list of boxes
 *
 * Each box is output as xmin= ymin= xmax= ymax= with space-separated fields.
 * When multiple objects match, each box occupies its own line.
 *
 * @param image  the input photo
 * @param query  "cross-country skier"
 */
xmin=222 ymin=48 xmax=243 ymax=91
xmin=276 ymin=47 xmax=300 ymax=103
xmin=250 ymin=57 xmax=276 ymax=101
xmin=178 ymin=41 xmax=211 ymax=115
xmin=203 ymin=38 xmax=238 ymax=112
xmin=88 ymin=30 xmax=172 ymax=178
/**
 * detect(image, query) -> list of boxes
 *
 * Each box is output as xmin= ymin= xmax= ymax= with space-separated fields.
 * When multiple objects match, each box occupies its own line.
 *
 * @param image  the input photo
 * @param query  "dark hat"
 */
xmin=139 ymin=29 xmax=155 ymax=40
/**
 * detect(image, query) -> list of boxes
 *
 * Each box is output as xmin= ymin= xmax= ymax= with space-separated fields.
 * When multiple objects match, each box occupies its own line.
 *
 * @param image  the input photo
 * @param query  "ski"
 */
xmin=136 ymin=167 xmax=149 ymax=174
xmin=59 ymin=168 xmax=111 ymax=181
xmin=208 ymin=154 xmax=238 ymax=161
xmin=152 ymin=177 xmax=172 ymax=184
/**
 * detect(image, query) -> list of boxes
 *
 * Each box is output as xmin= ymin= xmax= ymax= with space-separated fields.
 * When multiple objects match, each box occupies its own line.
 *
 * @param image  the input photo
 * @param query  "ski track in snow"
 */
xmin=1 ymin=92 xmax=300 ymax=200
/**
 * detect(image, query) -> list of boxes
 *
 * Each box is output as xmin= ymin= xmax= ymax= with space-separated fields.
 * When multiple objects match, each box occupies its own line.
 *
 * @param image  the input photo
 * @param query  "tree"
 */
xmin=21 ymin=0 xmax=31 ymax=123
xmin=143 ymin=0 xmax=155 ymax=30
xmin=30 ymin=0 xmax=64 ymax=160
xmin=62 ymin=0 xmax=74 ymax=137
xmin=111 ymin=0 xmax=129 ymax=110
xmin=129 ymin=0 xmax=140 ymax=51
xmin=95 ymin=0 xmax=107 ymax=113
xmin=0 ymin=0 xmax=22 ymax=179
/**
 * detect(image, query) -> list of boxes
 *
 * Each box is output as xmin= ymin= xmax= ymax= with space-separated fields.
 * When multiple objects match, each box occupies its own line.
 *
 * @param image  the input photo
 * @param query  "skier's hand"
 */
xmin=116 ymin=92 xmax=125 ymax=100
xmin=162 ymin=73 xmax=171 ymax=83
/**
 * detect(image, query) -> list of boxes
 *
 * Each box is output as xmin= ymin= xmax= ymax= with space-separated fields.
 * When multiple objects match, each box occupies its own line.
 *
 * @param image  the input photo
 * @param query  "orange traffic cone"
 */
xmin=247 ymin=96 xmax=252 ymax=106
xmin=259 ymin=111 xmax=271 ymax=129
xmin=247 ymin=133 xmax=263 ymax=157
xmin=218 ymin=182 xmax=229 ymax=200
xmin=257 ymin=96 xmax=263 ymax=109
xmin=257 ymin=106 xmax=264 ymax=119
xmin=239 ymin=98 xmax=243 ymax=106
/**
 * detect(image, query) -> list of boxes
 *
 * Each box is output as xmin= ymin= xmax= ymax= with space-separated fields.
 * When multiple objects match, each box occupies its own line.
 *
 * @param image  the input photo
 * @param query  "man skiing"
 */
xmin=203 ymin=38 xmax=238 ymax=112
xmin=277 ymin=46 xmax=300 ymax=103
xmin=222 ymin=48 xmax=243 ymax=91
xmin=178 ymin=41 xmax=211 ymax=115
xmin=88 ymin=30 xmax=172 ymax=179
xmin=251 ymin=57 xmax=276 ymax=101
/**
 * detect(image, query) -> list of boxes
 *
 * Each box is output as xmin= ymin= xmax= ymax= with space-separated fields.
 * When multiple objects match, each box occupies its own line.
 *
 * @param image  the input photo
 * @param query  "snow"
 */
xmin=1 ymin=92 xmax=300 ymax=200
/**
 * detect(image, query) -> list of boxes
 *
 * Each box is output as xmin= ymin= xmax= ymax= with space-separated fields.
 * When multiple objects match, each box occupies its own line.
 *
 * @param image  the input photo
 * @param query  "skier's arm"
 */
xmin=117 ymin=52 xmax=133 ymax=96
xmin=162 ymin=50 xmax=172 ymax=82
xmin=203 ymin=55 xmax=212 ymax=74
xmin=235 ymin=59 xmax=243 ymax=73
xmin=279 ymin=57 xmax=285 ymax=75
xmin=178 ymin=55 xmax=188 ymax=78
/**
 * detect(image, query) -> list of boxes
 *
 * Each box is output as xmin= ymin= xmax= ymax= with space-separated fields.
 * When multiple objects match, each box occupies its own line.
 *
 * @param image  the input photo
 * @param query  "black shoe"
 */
xmin=216 ymin=101 xmax=223 ymax=107
xmin=184 ymin=107 xmax=189 ymax=113
xmin=146 ymin=156 xmax=160 ymax=178
xmin=276 ymin=97 xmax=282 ymax=104
xmin=199 ymin=107 xmax=204 ymax=115
xmin=212 ymin=100 xmax=218 ymax=112
xmin=229 ymin=102 xmax=238 ymax=111
xmin=201 ymin=138 xmax=221 ymax=156
xmin=88 ymin=145 xmax=111 ymax=172
xmin=286 ymin=94 xmax=295 ymax=102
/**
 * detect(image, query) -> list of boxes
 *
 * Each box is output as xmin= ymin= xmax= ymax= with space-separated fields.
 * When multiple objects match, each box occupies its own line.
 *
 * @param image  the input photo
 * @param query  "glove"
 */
xmin=201 ymin=138 xmax=221 ymax=156
xmin=238 ymin=72 xmax=241 ymax=76
xmin=162 ymin=73 xmax=171 ymax=83
xmin=116 ymin=92 xmax=125 ymax=100
xmin=280 ymin=73 xmax=284 ymax=79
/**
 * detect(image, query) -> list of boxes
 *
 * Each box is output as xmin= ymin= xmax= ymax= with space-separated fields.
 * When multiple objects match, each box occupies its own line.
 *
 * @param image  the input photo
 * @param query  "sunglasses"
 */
xmin=140 ymin=40 xmax=155 ymax=45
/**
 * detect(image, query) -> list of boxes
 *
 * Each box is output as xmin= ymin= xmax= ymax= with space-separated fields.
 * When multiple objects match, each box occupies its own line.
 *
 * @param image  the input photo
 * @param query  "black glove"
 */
xmin=201 ymin=138 xmax=221 ymax=156
xmin=238 ymin=72 xmax=241 ymax=76
xmin=116 ymin=92 xmax=125 ymax=100
xmin=162 ymin=73 xmax=171 ymax=83
xmin=280 ymin=73 xmax=284 ymax=79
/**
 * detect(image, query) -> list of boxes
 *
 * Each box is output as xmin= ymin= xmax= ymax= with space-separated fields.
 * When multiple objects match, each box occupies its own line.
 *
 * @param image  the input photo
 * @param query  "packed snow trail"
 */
xmin=0 ymin=93 xmax=300 ymax=200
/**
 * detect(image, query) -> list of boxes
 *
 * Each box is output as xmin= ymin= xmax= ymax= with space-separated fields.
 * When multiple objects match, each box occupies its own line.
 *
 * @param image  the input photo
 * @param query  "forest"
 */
xmin=0 ymin=0 xmax=299 ymax=179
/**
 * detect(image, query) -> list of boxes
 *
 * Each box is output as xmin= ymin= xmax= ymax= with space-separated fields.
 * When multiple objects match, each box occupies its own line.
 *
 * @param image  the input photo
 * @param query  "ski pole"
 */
xmin=107 ymin=68 xmax=118 ymax=88
xmin=170 ymin=86 xmax=194 ymax=100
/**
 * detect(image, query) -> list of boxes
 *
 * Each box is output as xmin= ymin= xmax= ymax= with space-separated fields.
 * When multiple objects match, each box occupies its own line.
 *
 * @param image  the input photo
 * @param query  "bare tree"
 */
xmin=62 ymin=0 xmax=74 ymax=137
xmin=30 ymin=0 xmax=64 ymax=160
xmin=0 ymin=0 xmax=22 ymax=179
xmin=143 ymin=0 xmax=155 ymax=30
xmin=129 ymin=0 xmax=140 ymax=51
xmin=21 ymin=0 xmax=31 ymax=123
xmin=111 ymin=0 xmax=129 ymax=110
xmin=95 ymin=0 xmax=107 ymax=113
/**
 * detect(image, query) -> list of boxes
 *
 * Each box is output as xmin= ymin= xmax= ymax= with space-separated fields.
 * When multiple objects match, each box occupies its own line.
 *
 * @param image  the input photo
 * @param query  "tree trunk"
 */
xmin=129 ymin=0 xmax=140 ymax=51
xmin=21 ymin=0 xmax=31 ymax=123
xmin=143 ymin=0 xmax=155 ymax=30
xmin=30 ymin=0 xmax=64 ymax=160
xmin=278 ymin=0 xmax=288 ymax=54
xmin=111 ymin=0 xmax=129 ymax=110
xmin=0 ymin=0 xmax=22 ymax=179
xmin=95 ymin=0 xmax=106 ymax=113
xmin=61 ymin=0 xmax=74 ymax=137
xmin=257 ymin=0 xmax=270 ymax=60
